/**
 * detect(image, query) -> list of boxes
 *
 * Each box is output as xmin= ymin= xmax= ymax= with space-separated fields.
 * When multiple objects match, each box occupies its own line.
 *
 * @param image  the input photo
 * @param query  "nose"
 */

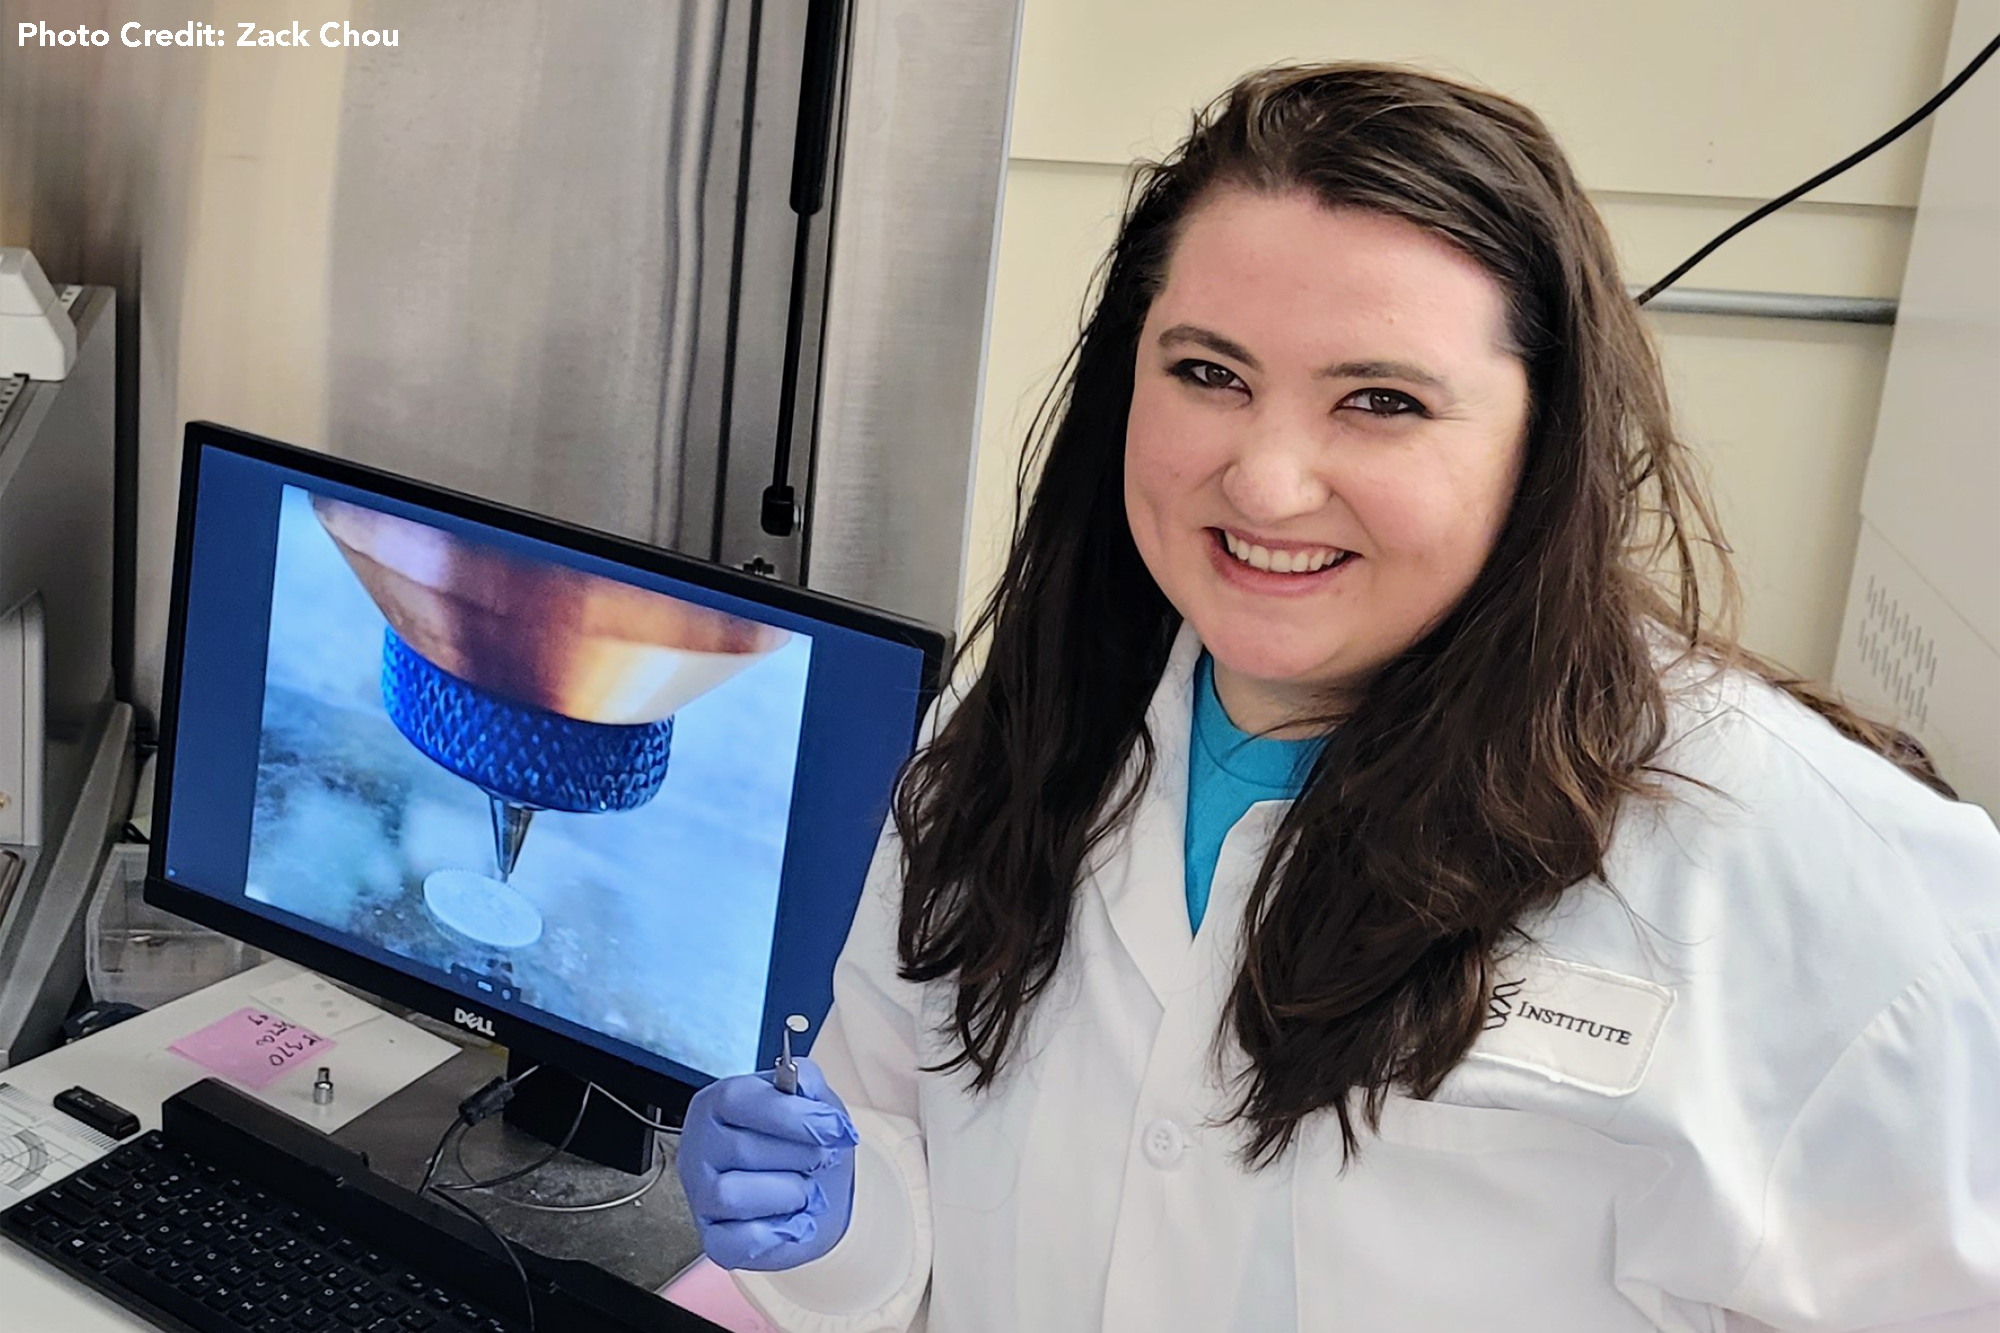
xmin=1220 ymin=421 xmax=1331 ymax=526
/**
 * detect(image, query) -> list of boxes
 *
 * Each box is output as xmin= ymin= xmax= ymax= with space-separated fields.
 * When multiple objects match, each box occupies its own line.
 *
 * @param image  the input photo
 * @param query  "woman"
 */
xmin=676 ymin=63 xmax=2000 ymax=1331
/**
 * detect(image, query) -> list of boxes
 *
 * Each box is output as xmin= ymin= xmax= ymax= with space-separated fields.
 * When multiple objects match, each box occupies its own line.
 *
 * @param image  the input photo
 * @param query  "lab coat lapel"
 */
xmin=1087 ymin=624 xmax=1204 ymax=1003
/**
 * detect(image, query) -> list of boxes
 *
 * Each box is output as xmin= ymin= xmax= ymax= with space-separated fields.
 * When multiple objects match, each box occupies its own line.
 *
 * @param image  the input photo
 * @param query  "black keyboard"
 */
xmin=0 ymin=1078 xmax=717 ymax=1333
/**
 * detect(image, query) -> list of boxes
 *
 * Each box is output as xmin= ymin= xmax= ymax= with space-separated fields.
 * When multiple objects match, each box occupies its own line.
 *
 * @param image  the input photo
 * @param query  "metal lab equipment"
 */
xmin=0 ymin=0 xmax=1021 ymax=724
xmin=0 ymin=284 xmax=136 ymax=1065
xmin=1831 ymin=0 xmax=2000 ymax=818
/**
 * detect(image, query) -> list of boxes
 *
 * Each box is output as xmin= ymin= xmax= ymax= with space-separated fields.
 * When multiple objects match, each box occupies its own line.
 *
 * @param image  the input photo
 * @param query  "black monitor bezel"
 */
xmin=148 ymin=420 xmax=949 ymax=1115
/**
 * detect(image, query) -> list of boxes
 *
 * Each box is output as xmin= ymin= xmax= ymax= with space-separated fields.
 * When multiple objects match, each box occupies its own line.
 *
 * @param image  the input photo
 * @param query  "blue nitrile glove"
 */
xmin=676 ymin=1056 xmax=859 ymax=1271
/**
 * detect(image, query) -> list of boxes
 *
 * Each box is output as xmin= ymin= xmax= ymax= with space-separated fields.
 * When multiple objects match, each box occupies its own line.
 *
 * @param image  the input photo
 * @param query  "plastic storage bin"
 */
xmin=86 ymin=843 xmax=267 ymax=1008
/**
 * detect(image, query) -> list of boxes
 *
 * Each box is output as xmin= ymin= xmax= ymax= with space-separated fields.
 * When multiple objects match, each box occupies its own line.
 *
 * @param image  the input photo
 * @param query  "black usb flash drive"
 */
xmin=53 ymin=1086 xmax=141 ymax=1140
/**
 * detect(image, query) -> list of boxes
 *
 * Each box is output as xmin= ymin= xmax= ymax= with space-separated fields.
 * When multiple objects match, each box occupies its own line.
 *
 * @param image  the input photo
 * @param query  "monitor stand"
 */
xmin=501 ymin=1054 xmax=663 ymax=1176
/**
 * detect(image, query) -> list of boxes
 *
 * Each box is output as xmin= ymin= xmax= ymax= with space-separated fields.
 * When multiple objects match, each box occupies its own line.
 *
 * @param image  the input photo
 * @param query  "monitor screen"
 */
xmin=152 ymin=424 xmax=945 ymax=1105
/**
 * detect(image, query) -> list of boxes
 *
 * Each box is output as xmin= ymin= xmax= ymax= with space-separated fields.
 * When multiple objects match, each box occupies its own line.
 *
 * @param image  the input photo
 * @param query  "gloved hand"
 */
xmin=676 ymin=1057 xmax=859 ymax=1271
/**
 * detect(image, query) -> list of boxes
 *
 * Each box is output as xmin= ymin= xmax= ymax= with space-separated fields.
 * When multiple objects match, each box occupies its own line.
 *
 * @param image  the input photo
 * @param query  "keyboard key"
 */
xmin=399 ymin=1312 xmax=436 ymax=1330
xmin=81 ymin=1244 xmax=119 ymax=1271
xmin=228 ymin=1300 xmax=264 ymax=1326
xmin=119 ymin=1260 xmax=255 ymax=1332
xmin=38 ymin=1191 xmax=96 ymax=1228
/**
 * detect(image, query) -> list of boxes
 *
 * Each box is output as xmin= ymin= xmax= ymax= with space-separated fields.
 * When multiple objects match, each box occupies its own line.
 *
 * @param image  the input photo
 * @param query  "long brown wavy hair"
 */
xmin=891 ymin=62 xmax=1954 ymax=1167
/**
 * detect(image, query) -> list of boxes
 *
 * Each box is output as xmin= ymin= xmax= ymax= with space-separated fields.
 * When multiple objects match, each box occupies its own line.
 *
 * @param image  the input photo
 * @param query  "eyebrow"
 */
xmin=1156 ymin=323 xmax=1453 ymax=394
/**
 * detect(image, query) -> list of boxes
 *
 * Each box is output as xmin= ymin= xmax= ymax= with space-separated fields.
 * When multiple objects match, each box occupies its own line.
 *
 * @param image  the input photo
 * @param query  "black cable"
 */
xmin=416 ymin=1116 xmax=457 ymax=1199
xmin=439 ymin=1082 xmax=595 ymax=1193
xmin=451 ymin=1129 xmax=672 ymax=1213
xmin=441 ymin=1080 xmax=680 ymax=1215
xmin=1636 ymin=30 xmax=2000 ymax=305
xmin=427 ymin=1170 xmax=539 ymax=1333
xmin=417 ymin=1084 xmax=545 ymax=1331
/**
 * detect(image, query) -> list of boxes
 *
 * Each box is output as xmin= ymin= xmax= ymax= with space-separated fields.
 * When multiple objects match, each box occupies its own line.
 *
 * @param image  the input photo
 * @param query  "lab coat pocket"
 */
xmin=1290 ymin=1095 xmax=1683 ymax=1333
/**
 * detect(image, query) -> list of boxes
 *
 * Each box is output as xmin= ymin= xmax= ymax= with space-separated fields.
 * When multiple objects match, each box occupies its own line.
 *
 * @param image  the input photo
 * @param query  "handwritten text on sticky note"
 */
xmin=169 ymin=1008 xmax=335 ymax=1089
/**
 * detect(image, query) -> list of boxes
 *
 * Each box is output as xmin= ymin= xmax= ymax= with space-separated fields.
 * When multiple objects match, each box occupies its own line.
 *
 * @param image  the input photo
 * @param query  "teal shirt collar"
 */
xmin=1189 ymin=652 xmax=1319 ymax=792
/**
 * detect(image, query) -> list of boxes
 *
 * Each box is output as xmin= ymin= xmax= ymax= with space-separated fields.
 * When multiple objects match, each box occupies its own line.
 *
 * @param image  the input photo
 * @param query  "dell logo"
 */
xmin=453 ymin=1007 xmax=497 ymax=1038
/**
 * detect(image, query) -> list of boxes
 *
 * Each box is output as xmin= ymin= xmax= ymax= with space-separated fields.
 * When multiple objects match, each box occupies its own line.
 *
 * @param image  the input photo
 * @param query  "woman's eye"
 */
xmin=1338 ymin=388 xmax=1425 ymax=417
xmin=1172 ymin=359 xmax=1244 ymax=392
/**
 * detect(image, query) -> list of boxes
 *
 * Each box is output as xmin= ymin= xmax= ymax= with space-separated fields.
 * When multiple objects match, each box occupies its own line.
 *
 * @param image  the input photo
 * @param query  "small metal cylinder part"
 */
xmin=312 ymin=1067 xmax=334 ymax=1106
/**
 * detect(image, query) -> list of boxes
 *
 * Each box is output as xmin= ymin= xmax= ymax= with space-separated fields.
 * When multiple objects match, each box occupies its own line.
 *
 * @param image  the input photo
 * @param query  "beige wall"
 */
xmin=969 ymin=0 xmax=1958 ymax=679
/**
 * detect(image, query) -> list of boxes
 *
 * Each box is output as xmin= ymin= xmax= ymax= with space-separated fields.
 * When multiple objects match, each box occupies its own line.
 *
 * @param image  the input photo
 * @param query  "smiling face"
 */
xmin=1123 ymin=188 xmax=1533 ymax=735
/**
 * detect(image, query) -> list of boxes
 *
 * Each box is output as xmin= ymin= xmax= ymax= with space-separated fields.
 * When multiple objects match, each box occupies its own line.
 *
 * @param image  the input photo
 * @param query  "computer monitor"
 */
xmin=149 ymin=422 xmax=947 ymax=1173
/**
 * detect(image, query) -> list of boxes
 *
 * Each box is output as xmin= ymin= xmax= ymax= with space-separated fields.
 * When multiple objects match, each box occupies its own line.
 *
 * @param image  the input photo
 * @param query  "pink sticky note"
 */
xmin=169 ymin=1007 xmax=336 ymax=1090
xmin=659 ymin=1257 xmax=779 ymax=1333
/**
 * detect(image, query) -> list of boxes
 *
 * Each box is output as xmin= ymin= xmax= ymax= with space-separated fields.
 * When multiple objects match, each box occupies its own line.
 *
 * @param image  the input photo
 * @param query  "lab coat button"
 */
xmin=1142 ymin=1118 xmax=1186 ymax=1168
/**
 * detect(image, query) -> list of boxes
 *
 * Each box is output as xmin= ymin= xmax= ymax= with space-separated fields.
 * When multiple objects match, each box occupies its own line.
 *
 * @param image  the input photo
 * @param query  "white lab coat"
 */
xmin=735 ymin=626 xmax=2000 ymax=1332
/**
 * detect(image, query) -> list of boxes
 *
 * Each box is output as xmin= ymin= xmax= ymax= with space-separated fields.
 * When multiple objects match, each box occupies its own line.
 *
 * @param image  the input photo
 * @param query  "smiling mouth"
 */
xmin=1217 ymin=529 xmax=1356 ymax=575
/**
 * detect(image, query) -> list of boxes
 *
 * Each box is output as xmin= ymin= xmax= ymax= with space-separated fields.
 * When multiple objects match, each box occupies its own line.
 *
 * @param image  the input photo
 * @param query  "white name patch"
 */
xmin=1467 ymin=955 xmax=1674 ymax=1096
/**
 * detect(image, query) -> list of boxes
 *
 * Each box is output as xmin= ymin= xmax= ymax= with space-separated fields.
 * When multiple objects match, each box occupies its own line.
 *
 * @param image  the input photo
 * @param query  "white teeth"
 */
xmin=1221 ymin=531 xmax=1348 ymax=574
